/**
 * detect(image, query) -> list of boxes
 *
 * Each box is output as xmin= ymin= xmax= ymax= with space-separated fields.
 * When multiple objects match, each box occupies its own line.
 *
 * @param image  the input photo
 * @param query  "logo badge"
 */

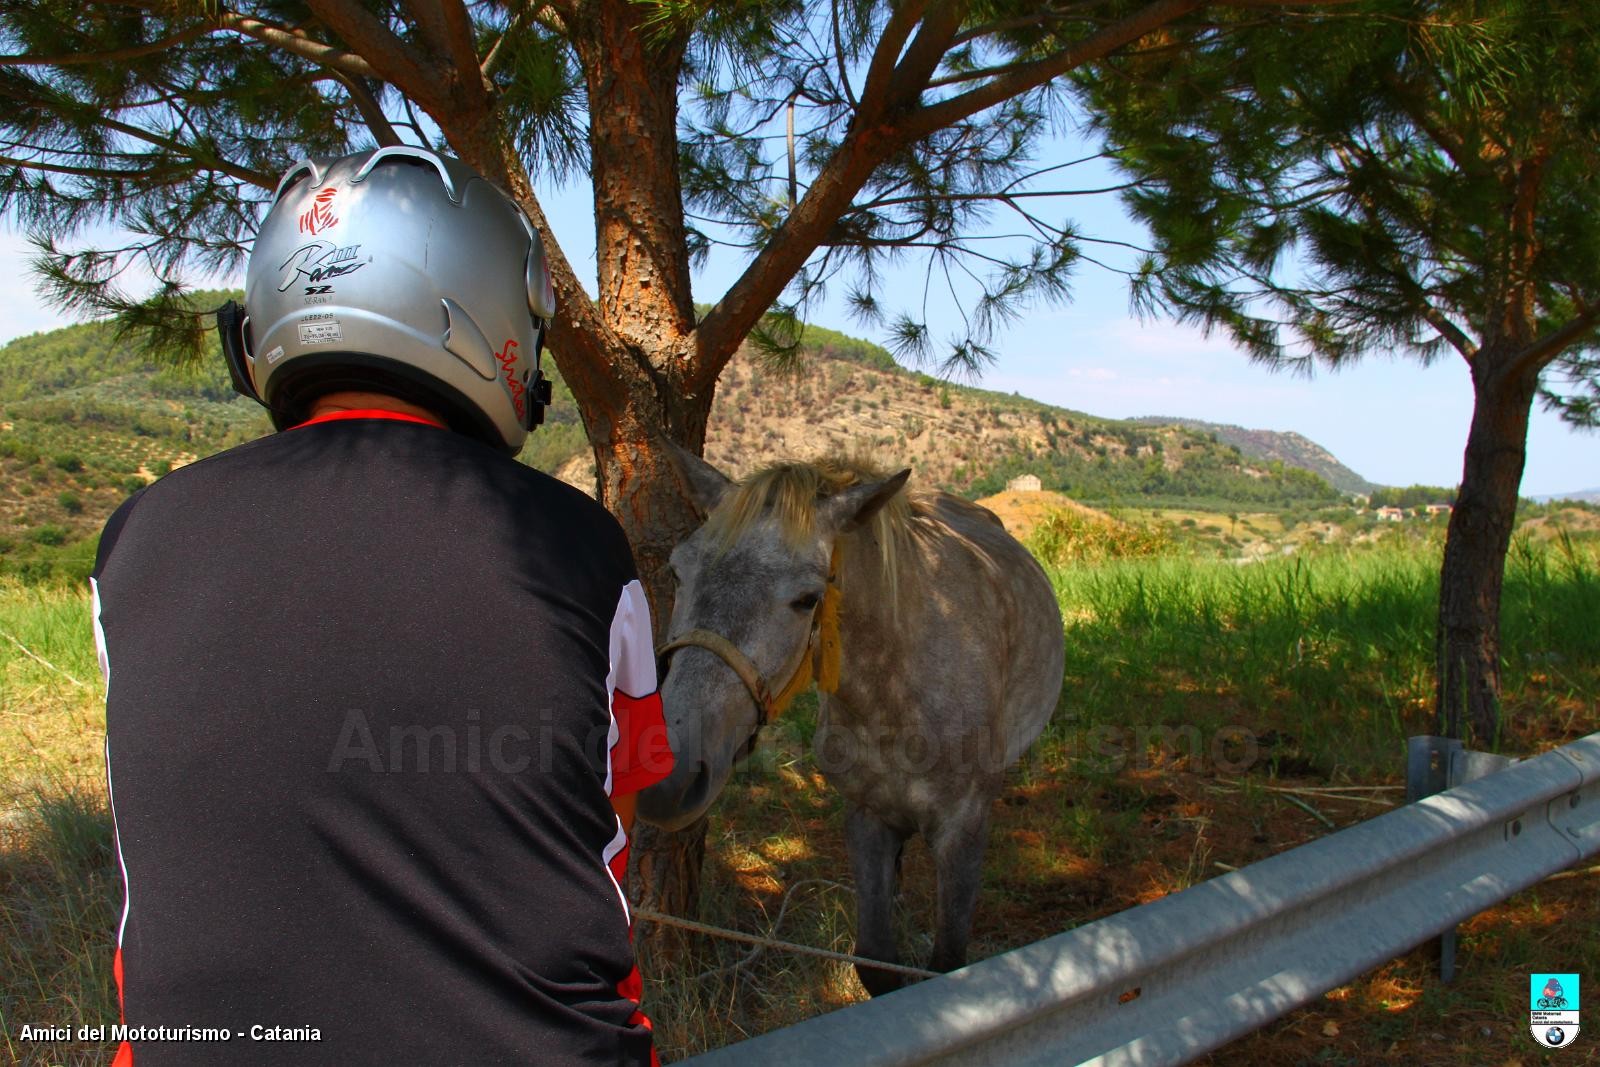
xmin=298 ymin=187 xmax=339 ymax=235
xmin=277 ymin=243 xmax=367 ymax=294
xmin=1531 ymin=973 xmax=1580 ymax=1049
xmin=495 ymin=338 xmax=525 ymax=419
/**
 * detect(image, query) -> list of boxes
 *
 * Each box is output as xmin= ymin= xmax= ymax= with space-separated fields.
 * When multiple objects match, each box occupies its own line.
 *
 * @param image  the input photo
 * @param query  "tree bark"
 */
xmin=558 ymin=1 xmax=715 ymax=944
xmin=1435 ymin=354 xmax=1540 ymax=743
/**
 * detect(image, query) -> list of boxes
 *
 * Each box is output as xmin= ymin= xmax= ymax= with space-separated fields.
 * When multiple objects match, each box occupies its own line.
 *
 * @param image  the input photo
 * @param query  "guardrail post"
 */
xmin=1404 ymin=735 xmax=1518 ymax=982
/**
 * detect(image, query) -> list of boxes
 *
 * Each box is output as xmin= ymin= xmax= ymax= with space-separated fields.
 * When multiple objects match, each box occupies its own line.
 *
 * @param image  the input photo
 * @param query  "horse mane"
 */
xmin=704 ymin=455 xmax=919 ymax=601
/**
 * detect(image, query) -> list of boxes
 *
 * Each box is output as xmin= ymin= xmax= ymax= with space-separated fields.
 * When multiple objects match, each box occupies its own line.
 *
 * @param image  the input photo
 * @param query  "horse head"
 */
xmin=636 ymin=444 xmax=908 ymax=831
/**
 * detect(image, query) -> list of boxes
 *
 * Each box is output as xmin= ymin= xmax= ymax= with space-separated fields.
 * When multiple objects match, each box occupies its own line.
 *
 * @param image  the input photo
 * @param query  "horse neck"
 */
xmin=833 ymin=522 xmax=926 ymax=635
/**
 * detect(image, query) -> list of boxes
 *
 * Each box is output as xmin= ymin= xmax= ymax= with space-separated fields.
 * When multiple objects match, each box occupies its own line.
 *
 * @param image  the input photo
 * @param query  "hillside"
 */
xmin=1 ymin=315 xmax=1353 ymax=580
xmin=1132 ymin=415 xmax=1375 ymax=494
xmin=685 ymin=326 xmax=1346 ymax=508
xmin=1535 ymin=487 xmax=1600 ymax=505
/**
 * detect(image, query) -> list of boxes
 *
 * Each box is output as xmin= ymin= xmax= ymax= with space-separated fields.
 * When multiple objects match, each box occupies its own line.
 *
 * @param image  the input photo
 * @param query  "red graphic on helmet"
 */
xmin=496 ymin=339 xmax=526 ymax=418
xmin=298 ymin=188 xmax=339 ymax=235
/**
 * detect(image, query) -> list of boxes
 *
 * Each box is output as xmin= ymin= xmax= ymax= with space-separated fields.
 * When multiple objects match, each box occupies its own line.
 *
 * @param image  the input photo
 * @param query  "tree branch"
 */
xmin=0 ymin=25 xmax=208 ymax=66
xmin=691 ymin=0 xmax=1208 ymax=387
xmin=483 ymin=2 xmax=542 ymax=78
xmin=949 ymin=5 xmax=1103 ymax=48
xmin=883 ymin=1 xmax=965 ymax=112
xmin=212 ymin=11 xmax=380 ymax=79
xmin=302 ymin=0 xmax=445 ymax=108
xmin=1415 ymin=299 xmax=1479 ymax=362
xmin=327 ymin=70 xmax=403 ymax=147
xmin=1505 ymin=303 xmax=1600 ymax=382
xmin=856 ymin=0 xmax=926 ymax=124
xmin=0 ymin=154 xmax=185 ymax=180
xmin=438 ymin=0 xmax=489 ymax=87
xmin=93 ymin=114 xmax=276 ymax=190
xmin=828 ymin=0 xmax=858 ymax=109
xmin=403 ymin=0 xmax=485 ymax=97
xmin=906 ymin=0 xmax=1204 ymax=140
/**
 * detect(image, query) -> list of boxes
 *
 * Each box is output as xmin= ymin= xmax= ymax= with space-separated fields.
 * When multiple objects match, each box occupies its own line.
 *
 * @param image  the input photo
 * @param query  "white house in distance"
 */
xmin=1006 ymin=474 xmax=1043 ymax=493
xmin=1376 ymin=506 xmax=1405 ymax=522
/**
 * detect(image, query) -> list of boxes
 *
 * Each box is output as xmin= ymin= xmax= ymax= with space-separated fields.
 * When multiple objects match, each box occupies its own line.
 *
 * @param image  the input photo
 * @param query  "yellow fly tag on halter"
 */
xmin=769 ymin=544 xmax=843 ymax=718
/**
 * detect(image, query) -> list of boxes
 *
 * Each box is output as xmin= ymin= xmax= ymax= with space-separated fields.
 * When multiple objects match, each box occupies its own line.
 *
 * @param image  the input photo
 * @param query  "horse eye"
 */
xmin=790 ymin=592 xmax=821 ymax=612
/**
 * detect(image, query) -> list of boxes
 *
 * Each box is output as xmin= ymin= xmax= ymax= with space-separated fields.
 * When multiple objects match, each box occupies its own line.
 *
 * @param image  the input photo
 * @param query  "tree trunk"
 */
xmin=556 ymin=4 xmax=719 ymax=943
xmin=1435 ymin=356 xmax=1539 ymax=743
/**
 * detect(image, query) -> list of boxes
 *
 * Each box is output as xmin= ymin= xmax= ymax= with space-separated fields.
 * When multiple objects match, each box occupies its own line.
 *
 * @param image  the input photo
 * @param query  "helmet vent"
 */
xmin=355 ymin=146 xmax=461 ymax=203
xmin=272 ymin=159 xmax=323 ymax=205
xmin=440 ymin=298 xmax=499 ymax=381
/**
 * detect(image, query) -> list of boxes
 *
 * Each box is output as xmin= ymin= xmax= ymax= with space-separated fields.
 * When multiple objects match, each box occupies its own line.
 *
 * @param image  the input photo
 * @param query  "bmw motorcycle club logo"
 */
xmin=1530 ymin=973 xmax=1580 ymax=1049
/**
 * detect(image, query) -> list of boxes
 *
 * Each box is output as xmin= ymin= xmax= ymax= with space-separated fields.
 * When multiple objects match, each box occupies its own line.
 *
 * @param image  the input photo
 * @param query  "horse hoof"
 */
xmin=856 ymin=963 xmax=905 ymax=998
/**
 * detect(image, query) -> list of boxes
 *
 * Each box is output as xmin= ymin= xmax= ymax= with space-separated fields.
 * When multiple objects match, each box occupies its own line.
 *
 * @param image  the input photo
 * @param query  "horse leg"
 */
xmin=926 ymin=792 xmax=991 ymax=974
xmin=846 ymin=805 xmax=908 ymax=997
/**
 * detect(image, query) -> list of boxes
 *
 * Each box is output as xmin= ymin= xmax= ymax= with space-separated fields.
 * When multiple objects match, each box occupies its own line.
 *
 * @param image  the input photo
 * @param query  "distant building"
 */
xmin=1006 ymin=474 xmax=1042 ymax=493
xmin=1376 ymin=506 xmax=1405 ymax=522
xmin=1425 ymin=504 xmax=1452 ymax=516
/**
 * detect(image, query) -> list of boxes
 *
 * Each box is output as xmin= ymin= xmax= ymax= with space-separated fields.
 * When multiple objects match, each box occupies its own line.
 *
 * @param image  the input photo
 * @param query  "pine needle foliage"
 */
xmin=0 ymin=1 xmax=1271 ymax=376
xmin=1077 ymin=1 xmax=1600 ymax=397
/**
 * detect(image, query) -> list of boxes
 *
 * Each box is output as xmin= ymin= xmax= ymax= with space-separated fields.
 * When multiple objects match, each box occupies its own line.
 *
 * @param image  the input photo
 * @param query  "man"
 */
xmin=91 ymin=147 xmax=672 ymax=1065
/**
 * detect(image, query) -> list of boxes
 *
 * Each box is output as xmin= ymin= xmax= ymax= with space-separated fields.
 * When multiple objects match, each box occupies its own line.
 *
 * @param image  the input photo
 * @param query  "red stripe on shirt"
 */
xmin=291 ymin=408 xmax=446 ymax=430
xmin=113 ymin=946 xmax=132 ymax=1065
xmin=608 ymin=690 xmax=673 ymax=796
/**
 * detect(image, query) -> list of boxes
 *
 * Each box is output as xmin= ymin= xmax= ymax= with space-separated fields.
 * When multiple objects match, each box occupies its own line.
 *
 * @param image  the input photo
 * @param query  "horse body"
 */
xmin=639 ymin=450 xmax=1064 ymax=995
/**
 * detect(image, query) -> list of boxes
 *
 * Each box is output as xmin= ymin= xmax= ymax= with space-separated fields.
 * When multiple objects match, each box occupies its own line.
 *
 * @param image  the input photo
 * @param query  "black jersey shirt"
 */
xmin=91 ymin=410 xmax=673 ymax=1066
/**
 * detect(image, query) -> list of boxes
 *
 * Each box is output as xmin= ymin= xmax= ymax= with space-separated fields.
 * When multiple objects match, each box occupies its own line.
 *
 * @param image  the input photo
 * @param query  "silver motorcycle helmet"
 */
xmin=217 ymin=146 xmax=556 ymax=453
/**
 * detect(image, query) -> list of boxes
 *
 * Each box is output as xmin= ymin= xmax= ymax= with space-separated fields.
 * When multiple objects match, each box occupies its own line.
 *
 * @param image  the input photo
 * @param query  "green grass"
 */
xmin=1040 ymin=536 xmax=1600 ymax=779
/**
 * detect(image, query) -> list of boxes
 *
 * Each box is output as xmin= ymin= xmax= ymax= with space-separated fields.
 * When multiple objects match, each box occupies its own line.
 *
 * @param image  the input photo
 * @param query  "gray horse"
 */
xmin=638 ymin=447 xmax=1065 ymax=995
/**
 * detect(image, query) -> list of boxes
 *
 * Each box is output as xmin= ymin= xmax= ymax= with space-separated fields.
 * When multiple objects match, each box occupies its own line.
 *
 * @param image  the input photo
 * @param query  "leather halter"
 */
xmin=655 ymin=546 xmax=842 ymax=729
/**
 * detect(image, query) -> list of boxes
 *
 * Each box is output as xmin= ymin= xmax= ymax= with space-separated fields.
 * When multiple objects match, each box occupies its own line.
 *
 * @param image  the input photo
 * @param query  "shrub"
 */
xmin=32 ymin=524 xmax=69 ymax=546
xmin=57 ymin=492 xmax=83 ymax=515
xmin=52 ymin=453 xmax=85 ymax=473
xmin=1025 ymin=507 xmax=1174 ymax=566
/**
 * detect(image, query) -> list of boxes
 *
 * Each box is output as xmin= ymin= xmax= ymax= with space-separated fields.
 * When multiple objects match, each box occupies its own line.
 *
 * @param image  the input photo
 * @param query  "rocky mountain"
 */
xmin=1534 ymin=488 xmax=1600 ymax=505
xmin=1131 ymin=415 xmax=1376 ymax=495
xmin=554 ymin=325 xmax=1349 ymax=511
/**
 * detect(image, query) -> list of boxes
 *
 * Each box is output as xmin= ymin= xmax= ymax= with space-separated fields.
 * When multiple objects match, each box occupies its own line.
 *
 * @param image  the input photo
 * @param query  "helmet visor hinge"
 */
xmin=216 ymin=300 xmax=262 ymax=404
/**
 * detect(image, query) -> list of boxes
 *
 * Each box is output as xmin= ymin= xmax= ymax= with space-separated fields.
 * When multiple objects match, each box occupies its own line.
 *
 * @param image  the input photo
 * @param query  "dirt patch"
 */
xmin=973 ymin=489 xmax=1112 ymax=540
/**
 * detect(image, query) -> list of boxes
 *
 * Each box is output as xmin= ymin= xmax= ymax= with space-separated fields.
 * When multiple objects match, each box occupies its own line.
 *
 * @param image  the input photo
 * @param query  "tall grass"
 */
xmin=0 ymin=790 xmax=119 ymax=1066
xmin=1024 ymin=506 xmax=1173 ymax=564
xmin=1042 ymin=538 xmax=1600 ymax=778
xmin=1 ymin=581 xmax=118 ymax=1064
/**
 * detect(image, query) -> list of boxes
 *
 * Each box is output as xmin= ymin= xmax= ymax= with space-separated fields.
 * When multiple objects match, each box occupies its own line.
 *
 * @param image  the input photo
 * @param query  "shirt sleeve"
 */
xmin=605 ymin=579 xmax=674 ymax=797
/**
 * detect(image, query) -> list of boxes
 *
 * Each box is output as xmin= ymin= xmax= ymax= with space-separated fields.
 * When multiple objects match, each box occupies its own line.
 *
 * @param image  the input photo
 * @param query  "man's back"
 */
xmin=93 ymin=413 xmax=666 ymax=1065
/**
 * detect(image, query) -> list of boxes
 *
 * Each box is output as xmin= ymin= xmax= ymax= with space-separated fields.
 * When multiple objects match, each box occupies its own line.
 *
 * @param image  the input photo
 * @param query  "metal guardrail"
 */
xmin=680 ymin=732 xmax=1600 ymax=1067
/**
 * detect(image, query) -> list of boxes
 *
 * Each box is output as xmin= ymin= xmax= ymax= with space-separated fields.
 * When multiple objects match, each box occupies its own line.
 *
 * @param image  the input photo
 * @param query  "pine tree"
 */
xmin=1080 ymin=0 xmax=1600 ymax=742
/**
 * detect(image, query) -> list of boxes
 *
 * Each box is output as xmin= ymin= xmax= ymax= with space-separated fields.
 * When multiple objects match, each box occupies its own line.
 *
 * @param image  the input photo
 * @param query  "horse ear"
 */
xmin=663 ymin=438 xmax=733 ymax=514
xmin=823 ymin=469 xmax=911 ymax=533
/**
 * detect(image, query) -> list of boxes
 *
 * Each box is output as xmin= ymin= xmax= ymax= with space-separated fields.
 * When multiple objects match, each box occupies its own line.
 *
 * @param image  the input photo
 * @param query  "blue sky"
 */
xmin=3 ymin=159 xmax=1597 ymax=498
